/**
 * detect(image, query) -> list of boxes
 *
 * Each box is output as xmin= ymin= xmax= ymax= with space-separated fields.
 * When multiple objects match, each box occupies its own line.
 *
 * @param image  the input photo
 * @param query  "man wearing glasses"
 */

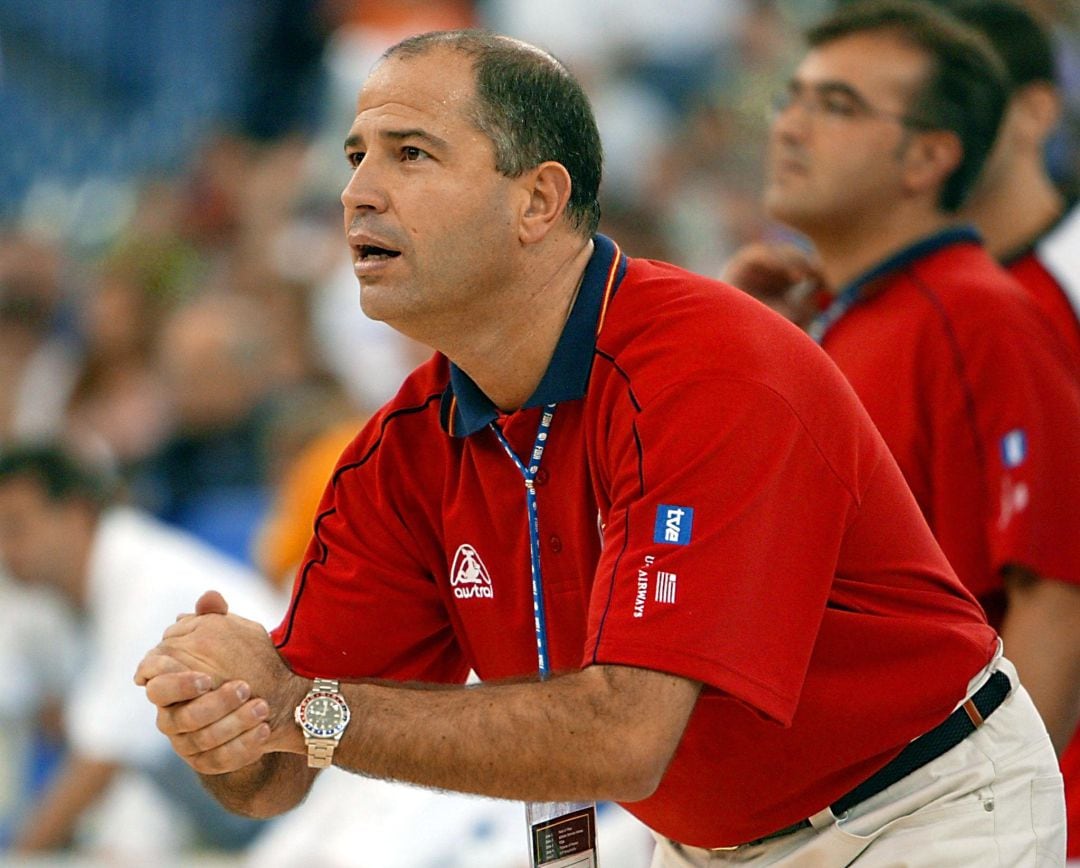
xmin=728 ymin=1 xmax=1080 ymax=859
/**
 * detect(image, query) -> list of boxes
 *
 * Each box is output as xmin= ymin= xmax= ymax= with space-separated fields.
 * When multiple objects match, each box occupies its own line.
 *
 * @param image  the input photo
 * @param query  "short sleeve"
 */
xmin=587 ymin=375 xmax=859 ymax=725
xmin=272 ymin=441 xmax=469 ymax=685
xmin=961 ymin=305 xmax=1080 ymax=585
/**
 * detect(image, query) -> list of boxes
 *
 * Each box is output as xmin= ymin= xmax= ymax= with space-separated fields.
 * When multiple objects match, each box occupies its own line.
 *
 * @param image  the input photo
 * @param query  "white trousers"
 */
xmin=651 ymin=657 xmax=1065 ymax=867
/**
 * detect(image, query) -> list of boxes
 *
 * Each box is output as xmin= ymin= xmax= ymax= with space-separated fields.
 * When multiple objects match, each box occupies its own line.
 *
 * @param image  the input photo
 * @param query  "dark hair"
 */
xmin=381 ymin=30 xmax=603 ymax=237
xmin=0 ymin=444 xmax=112 ymax=510
xmin=938 ymin=0 xmax=1057 ymax=90
xmin=809 ymin=0 xmax=1008 ymax=212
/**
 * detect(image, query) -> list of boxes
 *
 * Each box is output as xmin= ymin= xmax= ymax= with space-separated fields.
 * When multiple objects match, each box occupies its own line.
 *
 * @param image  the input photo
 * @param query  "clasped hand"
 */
xmin=134 ymin=590 xmax=304 ymax=774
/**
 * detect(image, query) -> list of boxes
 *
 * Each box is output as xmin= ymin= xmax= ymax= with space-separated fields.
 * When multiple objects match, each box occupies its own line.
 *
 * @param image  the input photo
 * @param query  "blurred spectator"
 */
xmin=0 ymin=444 xmax=284 ymax=860
xmin=0 ymin=232 xmax=80 ymax=447
xmin=130 ymin=291 xmax=283 ymax=564
xmin=0 ymin=572 xmax=79 ymax=849
xmin=254 ymin=376 xmax=366 ymax=589
xmin=64 ymin=234 xmax=191 ymax=473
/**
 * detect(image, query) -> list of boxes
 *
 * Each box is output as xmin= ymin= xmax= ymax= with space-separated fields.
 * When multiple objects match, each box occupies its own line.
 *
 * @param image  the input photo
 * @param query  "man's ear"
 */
xmin=901 ymin=128 xmax=963 ymax=200
xmin=518 ymin=161 xmax=573 ymax=245
xmin=1012 ymin=82 xmax=1062 ymax=148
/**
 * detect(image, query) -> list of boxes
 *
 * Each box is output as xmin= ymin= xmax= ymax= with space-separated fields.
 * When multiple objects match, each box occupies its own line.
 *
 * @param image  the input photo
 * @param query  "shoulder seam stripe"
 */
xmin=274 ymin=391 xmax=444 ymax=651
xmin=594 ymin=349 xmax=641 ymax=411
xmin=906 ymin=269 xmax=988 ymax=486
xmin=591 ymin=502 xmax=634 ymax=664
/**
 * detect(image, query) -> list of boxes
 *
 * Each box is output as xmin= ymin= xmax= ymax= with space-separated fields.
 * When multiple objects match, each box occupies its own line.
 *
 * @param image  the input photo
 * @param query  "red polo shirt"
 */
xmin=273 ymin=235 xmax=996 ymax=847
xmin=1005 ymin=203 xmax=1080 ymax=368
xmin=1003 ymin=206 xmax=1080 ymax=859
xmin=818 ymin=228 xmax=1080 ymax=627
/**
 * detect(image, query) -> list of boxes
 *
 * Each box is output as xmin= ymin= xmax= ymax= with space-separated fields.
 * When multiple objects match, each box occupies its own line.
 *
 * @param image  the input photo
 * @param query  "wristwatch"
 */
xmin=294 ymin=678 xmax=351 ymax=768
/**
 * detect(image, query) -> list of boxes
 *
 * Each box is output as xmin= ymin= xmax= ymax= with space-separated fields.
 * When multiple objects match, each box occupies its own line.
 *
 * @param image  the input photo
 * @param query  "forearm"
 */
xmin=200 ymin=752 xmax=317 ymax=819
xmin=138 ymin=608 xmax=697 ymax=805
xmin=304 ymin=665 xmax=699 ymax=803
xmin=1001 ymin=568 xmax=1080 ymax=752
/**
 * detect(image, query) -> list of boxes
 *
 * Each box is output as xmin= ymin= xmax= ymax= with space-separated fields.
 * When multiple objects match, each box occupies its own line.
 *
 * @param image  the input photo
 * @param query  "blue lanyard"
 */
xmin=807 ymin=284 xmax=861 ymax=344
xmin=809 ymin=227 xmax=983 ymax=344
xmin=490 ymin=404 xmax=557 ymax=678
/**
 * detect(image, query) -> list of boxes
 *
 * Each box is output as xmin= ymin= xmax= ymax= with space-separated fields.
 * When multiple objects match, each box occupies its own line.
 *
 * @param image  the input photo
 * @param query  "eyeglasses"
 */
xmin=769 ymin=84 xmax=936 ymax=130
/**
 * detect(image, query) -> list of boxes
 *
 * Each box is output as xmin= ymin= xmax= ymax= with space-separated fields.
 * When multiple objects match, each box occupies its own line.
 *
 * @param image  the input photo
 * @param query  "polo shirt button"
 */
xmin=549 ymin=535 xmax=562 ymax=553
xmin=536 ymin=468 xmax=550 ymax=486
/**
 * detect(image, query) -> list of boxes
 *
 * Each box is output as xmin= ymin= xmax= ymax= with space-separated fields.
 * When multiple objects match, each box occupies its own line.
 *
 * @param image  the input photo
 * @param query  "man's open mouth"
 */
xmin=359 ymin=245 xmax=401 ymax=261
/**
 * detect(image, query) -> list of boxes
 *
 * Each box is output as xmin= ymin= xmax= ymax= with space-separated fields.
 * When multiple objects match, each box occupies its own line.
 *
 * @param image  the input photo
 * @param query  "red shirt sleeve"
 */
xmin=271 ymin=410 xmax=469 ymax=685
xmin=948 ymin=292 xmax=1080 ymax=588
xmin=587 ymin=374 xmax=860 ymax=726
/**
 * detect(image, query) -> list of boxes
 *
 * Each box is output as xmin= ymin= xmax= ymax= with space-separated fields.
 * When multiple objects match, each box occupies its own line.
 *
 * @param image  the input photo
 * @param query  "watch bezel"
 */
xmin=295 ymin=688 xmax=351 ymax=739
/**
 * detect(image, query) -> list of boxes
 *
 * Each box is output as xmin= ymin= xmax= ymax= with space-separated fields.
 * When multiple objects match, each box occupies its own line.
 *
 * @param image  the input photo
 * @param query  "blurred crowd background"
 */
xmin=1 ymin=0 xmax=1079 ymax=865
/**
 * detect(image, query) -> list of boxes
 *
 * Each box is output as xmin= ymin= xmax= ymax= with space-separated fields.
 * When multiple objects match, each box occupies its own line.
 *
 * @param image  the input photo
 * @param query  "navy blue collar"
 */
xmin=835 ymin=224 xmax=982 ymax=299
xmin=440 ymin=234 xmax=627 ymax=437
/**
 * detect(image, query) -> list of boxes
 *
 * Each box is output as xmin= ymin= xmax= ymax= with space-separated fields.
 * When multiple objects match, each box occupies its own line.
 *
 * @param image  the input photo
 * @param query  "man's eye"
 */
xmin=402 ymin=146 xmax=426 ymax=162
xmin=347 ymin=152 xmax=365 ymax=168
xmin=822 ymin=96 xmax=858 ymax=117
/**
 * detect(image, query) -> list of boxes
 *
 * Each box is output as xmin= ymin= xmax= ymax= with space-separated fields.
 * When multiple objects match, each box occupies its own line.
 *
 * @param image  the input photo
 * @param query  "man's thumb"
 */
xmin=195 ymin=589 xmax=229 ymax=616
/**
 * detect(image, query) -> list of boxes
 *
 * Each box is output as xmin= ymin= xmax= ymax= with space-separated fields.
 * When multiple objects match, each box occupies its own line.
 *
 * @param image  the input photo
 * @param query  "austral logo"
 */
xmin=450 ymin=544 xmax=494 ymax=600
xmin=653 ymin=505 xmax=694 ymax=545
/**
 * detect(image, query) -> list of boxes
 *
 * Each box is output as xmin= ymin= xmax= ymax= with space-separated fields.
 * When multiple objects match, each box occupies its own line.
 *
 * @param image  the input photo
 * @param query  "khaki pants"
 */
xmin=652 ymin=657 xmax=1065 ymax=867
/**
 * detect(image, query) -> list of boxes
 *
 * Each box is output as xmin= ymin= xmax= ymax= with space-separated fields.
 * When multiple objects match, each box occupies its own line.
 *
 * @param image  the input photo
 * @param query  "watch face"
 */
xmin=298 ymin=690 xmax=350 ymax=738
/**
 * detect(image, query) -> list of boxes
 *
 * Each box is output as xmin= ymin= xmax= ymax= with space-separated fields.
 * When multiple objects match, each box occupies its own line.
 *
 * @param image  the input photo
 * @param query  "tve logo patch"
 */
xmin=654 ymin=504 xmax=694 ymax=545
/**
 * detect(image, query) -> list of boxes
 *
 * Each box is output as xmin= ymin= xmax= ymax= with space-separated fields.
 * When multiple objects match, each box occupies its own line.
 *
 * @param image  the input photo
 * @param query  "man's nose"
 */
xmin=341 ymin=160 xmax=389 ymax=213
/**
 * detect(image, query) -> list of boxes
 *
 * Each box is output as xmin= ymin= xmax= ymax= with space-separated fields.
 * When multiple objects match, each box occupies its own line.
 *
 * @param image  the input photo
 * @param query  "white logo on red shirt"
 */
xmin=450 ymin=544 xmax=494 ymax=600
xmin=998 ymin=477 xmax=1030 ymax=530
xmin=634 ymin=555 xmax=655 ymax=618
xmin=655 ymin=571 xmax=677 ymax=605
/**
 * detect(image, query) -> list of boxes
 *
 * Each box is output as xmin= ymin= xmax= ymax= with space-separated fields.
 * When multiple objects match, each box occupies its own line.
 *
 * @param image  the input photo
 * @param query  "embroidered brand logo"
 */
xmin=1000 ymin=429 xmax=1028 ymax=469
xmin=655 ymin=571 xmax=677 ymax=604
xmin=450 ymin=544 xmax=493 ymax=600
xmin=653 ymin=505 xmax=694 ymax=545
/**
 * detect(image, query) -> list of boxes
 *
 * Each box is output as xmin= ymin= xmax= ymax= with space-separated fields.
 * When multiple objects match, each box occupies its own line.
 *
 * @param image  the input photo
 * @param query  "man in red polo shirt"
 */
xmin=945 ymin=3 xmax=1080 ymax=859
xmin=135 ymin=21 xmax=1061 ymax=866
xmin=728 ymin=1 xmax=1080 ymax=861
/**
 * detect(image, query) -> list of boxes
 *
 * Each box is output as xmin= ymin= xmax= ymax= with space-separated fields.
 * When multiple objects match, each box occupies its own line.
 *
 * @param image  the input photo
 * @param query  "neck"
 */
xmin=961 ymin=160 xmax=1064 ymax=260
xmin=810 ymin=209 xmax=956 ymax=292
xmin=441 ymin=238 xmax=594 ymax=412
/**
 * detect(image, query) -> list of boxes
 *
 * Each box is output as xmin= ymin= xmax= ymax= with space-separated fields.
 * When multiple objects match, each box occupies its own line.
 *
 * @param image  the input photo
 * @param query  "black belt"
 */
xmin=725 ymin=670 xmax=1013 ymax=850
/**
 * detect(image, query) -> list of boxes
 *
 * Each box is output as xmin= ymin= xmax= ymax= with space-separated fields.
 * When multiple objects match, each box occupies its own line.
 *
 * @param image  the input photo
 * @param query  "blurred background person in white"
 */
xmin=0 ymin=444 xmax=285 ymax=861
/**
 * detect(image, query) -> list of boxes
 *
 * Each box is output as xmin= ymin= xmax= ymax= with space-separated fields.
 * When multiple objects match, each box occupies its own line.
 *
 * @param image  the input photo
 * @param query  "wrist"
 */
xmin=266 ymin=673 xmax=311 ymax=754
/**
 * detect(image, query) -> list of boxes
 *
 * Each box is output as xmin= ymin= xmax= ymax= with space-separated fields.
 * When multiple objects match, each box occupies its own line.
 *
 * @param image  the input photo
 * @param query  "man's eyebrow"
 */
xmin=789 ymin=77 xmax=864 ymax=101
xmin=814 ymin=81 xmax=865 ymax=101
xmin=343 ymin=128 xmax=450 ymax=151
xmin=790 ymin=76 xmax=855 ymax=96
